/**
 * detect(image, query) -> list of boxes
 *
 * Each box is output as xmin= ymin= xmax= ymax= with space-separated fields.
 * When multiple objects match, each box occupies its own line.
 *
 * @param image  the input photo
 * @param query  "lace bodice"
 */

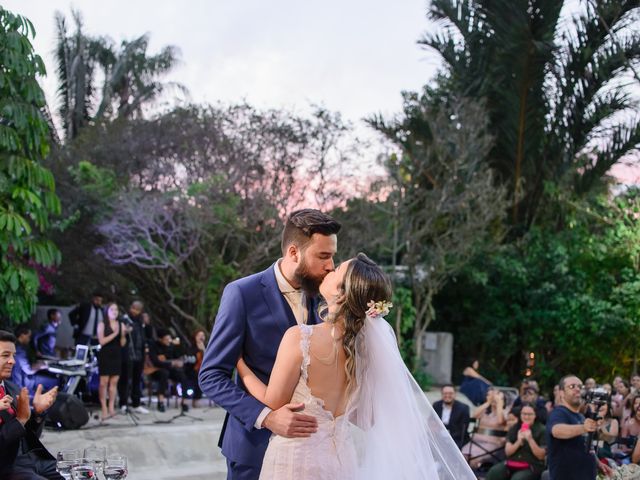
xmin=259 ymin=324 xmax=356 ymax=480
xmin=292 ymin=325 xmax=348 ymax=429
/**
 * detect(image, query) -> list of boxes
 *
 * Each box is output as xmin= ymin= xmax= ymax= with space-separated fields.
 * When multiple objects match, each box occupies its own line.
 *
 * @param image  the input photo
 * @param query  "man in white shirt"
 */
xmin=433 ymin=384 xmax=470 ymax=448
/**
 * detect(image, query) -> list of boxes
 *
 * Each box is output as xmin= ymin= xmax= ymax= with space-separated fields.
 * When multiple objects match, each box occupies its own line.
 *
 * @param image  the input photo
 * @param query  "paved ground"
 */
xmin=39 ymin=390 xmax=461 ymax=479
xmin=41 ymin=402 xmax=228 ymax=480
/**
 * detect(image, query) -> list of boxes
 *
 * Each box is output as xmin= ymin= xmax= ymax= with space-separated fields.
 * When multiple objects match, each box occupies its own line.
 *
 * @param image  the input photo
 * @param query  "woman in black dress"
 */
xmin=97 ymin=302 xmax=126 ymax=421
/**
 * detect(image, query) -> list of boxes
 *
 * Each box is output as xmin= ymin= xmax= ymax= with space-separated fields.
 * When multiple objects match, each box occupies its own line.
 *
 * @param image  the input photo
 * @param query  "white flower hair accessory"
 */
xmin=366 ymin=300 xmax=393 ymax=317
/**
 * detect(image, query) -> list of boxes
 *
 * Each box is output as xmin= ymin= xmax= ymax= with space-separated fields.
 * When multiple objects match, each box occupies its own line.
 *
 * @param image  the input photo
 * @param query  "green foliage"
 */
xmin=0 ymin=8 xmax=60 ymax=323
xmin=436 ymin=190 xmax=640 ymax=389
xmin=420 ymin=0 xmax=640 ymax=229
xmin=68 ymin=160 xmax=118 ymax=204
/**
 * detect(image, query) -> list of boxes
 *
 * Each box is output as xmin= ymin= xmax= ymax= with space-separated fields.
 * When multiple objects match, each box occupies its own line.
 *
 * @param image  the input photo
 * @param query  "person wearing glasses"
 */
xmin=485 ymin=403 xmax=546 ymax=480
xmin=545 ymin=375 xmax=613 ymax=480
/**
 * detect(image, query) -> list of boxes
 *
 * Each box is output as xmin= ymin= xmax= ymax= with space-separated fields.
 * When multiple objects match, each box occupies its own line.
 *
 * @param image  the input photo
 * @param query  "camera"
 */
xmin=581 ymin=386 xmax=611 ymax=453
xmin=120 ymin=314 xmax=134 ymax=327
xmin=581 ymin=386 xmax=611 ymax=408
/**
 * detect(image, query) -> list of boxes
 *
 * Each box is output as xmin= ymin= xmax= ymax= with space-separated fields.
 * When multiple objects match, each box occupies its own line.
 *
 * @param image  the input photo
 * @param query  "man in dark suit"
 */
xmin=199 ymin=209 xmax=341 ymax=480
xmin=0 ymin=330 xmax=61 ymax=480
xmin=433 ymin=384 xmax=471 ymax=448
xmin=68 ymin=290 xmax=104 ymax=345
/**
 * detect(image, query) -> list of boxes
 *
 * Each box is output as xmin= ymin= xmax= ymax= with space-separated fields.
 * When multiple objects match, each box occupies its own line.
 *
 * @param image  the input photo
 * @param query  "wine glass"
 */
xmin=104 ymin=454 xmax=128 ymax=479
xmin=70 ymin=461 xmax=96 ymax=480
xmin=56 ymin=449 xmax=81 ymax=480
xmin=83 ymin=446 xmax=106 ymax=474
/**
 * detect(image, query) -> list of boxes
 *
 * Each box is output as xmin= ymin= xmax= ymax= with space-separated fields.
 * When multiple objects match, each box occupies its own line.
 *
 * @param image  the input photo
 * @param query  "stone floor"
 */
xmin=39 ymin=390 xmax=457 ymax=479
xmin=41 ymin=402 xmax=228 ymax=480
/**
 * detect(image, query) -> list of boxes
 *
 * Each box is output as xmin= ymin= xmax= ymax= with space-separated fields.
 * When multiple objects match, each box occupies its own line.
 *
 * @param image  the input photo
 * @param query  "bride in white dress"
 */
xmin=237 ymin=253 xmax=476 ymax=480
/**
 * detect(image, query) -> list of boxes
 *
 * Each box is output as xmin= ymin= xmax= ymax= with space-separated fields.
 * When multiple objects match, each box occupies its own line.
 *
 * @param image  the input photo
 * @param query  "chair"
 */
xmin=464 ymin=418 xmax=508 ymax=469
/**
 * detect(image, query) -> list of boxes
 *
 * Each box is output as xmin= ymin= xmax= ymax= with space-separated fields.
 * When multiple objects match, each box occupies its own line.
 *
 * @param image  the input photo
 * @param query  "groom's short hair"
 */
xmin=281 ymin=209 xmax=341 ymax=254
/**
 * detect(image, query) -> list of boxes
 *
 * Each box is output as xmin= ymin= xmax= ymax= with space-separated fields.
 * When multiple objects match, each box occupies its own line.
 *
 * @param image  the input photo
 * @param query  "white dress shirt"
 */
xmin=255 ymin=260 xmax=306 ymax=429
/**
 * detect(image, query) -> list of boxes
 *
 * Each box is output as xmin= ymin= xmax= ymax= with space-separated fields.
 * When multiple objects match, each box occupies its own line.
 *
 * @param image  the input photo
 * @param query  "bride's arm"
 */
xmin=237 ymin=326 xmax=303 ymax=411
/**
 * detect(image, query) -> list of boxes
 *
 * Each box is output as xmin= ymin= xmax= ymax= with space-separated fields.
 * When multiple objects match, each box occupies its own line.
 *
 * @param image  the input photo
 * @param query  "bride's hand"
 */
xmin=236 ymin=357 xmax=248 ymax=376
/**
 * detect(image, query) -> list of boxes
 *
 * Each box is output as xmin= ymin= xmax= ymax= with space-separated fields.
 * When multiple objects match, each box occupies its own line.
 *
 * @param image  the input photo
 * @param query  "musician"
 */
xmin=118 ymin=301 xmax=148 ymax=414
xmin=0 ymin=330 xmax=62 ymax=480
xmin=69 ymin=291 xmax=104 ymax=345
xmin=10 ymin=324 xmax=59 ymax=397
xmin=184 ymin=329 xmax=207 ymax=408
xmin=33 ymin=309 xmax=61 ymax=358
xmin=147 ymin=329 xmax=188 ymax=412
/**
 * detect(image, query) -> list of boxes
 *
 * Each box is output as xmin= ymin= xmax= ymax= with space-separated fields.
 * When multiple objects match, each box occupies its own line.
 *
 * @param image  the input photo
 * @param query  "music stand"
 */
xmin=154 ymin=404 xmax=203 ymax=424
xmin=120 ymin=405 xmax=141 ymax=426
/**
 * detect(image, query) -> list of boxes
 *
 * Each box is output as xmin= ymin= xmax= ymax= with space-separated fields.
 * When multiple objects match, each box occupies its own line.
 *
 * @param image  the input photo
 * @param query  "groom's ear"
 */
xmin=287 ymin=244 xmax=300 ymax=263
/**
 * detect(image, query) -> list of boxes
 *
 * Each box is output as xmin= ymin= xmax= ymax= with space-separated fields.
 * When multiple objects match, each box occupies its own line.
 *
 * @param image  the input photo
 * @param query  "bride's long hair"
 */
xmin=329 ymin=253 xmax=392 ymax=392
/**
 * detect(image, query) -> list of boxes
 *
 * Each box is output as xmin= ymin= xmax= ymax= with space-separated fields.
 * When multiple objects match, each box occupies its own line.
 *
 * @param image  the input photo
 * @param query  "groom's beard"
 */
xmin=294 ymin=256 xmax=325 ymax=297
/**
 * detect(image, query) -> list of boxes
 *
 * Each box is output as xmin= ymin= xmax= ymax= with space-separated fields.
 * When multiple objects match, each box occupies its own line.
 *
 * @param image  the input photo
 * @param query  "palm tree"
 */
xmin=95 ymin=34 xmax=185 ymax=120
xmin=54 ymin=9 xmax=102 ymax=140
xmin=54 ymin=9 xmax=184 ymax=141
xmin=418 ymin=0 xmax=640 ymax=229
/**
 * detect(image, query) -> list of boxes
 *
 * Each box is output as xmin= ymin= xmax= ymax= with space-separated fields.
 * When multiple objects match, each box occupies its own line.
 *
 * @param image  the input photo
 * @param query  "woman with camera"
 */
xmin=485 ymin=403 xmax=546 ymax=480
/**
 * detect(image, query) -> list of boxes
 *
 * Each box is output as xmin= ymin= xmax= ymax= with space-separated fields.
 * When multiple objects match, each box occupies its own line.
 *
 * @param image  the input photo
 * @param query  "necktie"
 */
xmin=0 ymin=384 xmax=16 ymax=423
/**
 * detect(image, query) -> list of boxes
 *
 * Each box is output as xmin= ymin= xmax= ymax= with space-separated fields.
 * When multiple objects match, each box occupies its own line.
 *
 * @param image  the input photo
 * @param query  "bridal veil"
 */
xmin=347 ymin=314 xmax=476 ymax=480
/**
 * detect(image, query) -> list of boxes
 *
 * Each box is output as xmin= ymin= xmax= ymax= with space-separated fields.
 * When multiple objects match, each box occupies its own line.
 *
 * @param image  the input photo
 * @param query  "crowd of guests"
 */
xmin=435 ymin=367 xmax=640 ymax=479
xmin=7 ymin=290 xmax=209 ymax=423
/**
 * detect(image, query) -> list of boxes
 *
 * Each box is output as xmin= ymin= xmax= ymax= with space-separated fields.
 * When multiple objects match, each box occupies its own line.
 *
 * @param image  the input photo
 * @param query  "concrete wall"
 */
xmin=421 ymin=331 xmax=454 ymax=385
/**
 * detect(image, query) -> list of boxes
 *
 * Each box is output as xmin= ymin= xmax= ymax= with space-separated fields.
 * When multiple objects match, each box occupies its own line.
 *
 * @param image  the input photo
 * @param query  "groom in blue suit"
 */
xmin=199 ymin=209 xmax=341 ymax=480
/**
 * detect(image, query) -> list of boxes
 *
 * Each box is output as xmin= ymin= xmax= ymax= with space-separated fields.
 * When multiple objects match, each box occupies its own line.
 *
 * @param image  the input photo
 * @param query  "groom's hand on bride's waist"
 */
xmin=262 ymin=402 xmax=318 ymax=438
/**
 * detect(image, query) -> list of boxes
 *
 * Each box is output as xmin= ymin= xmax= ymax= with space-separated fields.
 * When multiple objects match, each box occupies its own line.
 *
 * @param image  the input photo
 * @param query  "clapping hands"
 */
xmin=0 ymin=394 xmax=13 ymax=411
xmin=516 ymin=428 xmax=532 ymax=443
xmin=16 ymin=387 xmax=30 ymax=425
xmin=32 ymin=384 xmax=58 ymax=415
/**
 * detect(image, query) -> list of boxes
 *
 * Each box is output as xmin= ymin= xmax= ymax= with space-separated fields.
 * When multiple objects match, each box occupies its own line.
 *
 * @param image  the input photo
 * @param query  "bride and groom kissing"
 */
xmin=198 ymin=209 xmax=475 ymax=480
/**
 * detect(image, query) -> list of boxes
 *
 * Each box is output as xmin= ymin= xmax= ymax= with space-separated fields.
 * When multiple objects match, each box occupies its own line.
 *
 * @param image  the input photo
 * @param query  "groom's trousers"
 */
xmin=226 ymin=459 xmax=261 ymax=480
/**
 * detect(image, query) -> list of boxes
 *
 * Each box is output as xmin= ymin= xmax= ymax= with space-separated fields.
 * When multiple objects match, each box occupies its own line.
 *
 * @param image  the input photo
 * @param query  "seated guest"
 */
xmin=486 ymin=403 xmax=546 ymax=480
xmin=433 ymin=384 xmax=470 ymax=448
xmin=147 ymin=329 xmax=188 ymax=412
xmin=631 ymin=374 xmax=640 ymax=395
xmin=32 ymin=309 xmax=61 ymax=358
xmin=462 ymin=387 xmax=508 ymax=469
xmin=514 ymin=383 xmax=547 ymax=425
xmin=612 ymin=380 xmax=631 ymax=419
xmin=594 ymin=401 xmax=619 ymax=462
xmin=0 ymin=330 xmax=61 ymax=480
xmin=10 ymin=324 xmax=59 ymax=396
xmin=545 ymin=384 xmax=561 ymax=414
xmin=619 ymin=403 xmax=640 ymax=459
xmin=183 ymin=329 xmax=207 ymax=408
xmin=460 ymin=358 xmax=493 ymax=406
xmin=623 ymin=395 xmax=640 ymax=426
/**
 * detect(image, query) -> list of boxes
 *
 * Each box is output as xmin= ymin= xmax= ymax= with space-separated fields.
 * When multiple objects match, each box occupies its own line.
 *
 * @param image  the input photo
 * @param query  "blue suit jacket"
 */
xmin=198 ymin=264 xmax=321 ymax=466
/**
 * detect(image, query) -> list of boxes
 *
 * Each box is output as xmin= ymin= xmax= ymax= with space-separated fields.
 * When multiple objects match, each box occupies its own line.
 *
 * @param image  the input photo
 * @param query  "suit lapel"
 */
xmin=261 ymin=266 xmax=297 ymax=334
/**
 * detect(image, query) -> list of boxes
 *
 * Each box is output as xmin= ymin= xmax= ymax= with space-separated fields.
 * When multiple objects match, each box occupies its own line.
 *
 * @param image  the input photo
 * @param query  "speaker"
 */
xmin=46 ymin=392 xmax=89 ymax=429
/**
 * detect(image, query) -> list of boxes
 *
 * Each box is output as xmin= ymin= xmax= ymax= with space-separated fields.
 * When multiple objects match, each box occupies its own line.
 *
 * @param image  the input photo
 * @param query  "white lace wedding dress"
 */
xmin=259 ymin=324 xmax=357 ymax=479
xmin=259 ymin=319 xmax=476 ymax=480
